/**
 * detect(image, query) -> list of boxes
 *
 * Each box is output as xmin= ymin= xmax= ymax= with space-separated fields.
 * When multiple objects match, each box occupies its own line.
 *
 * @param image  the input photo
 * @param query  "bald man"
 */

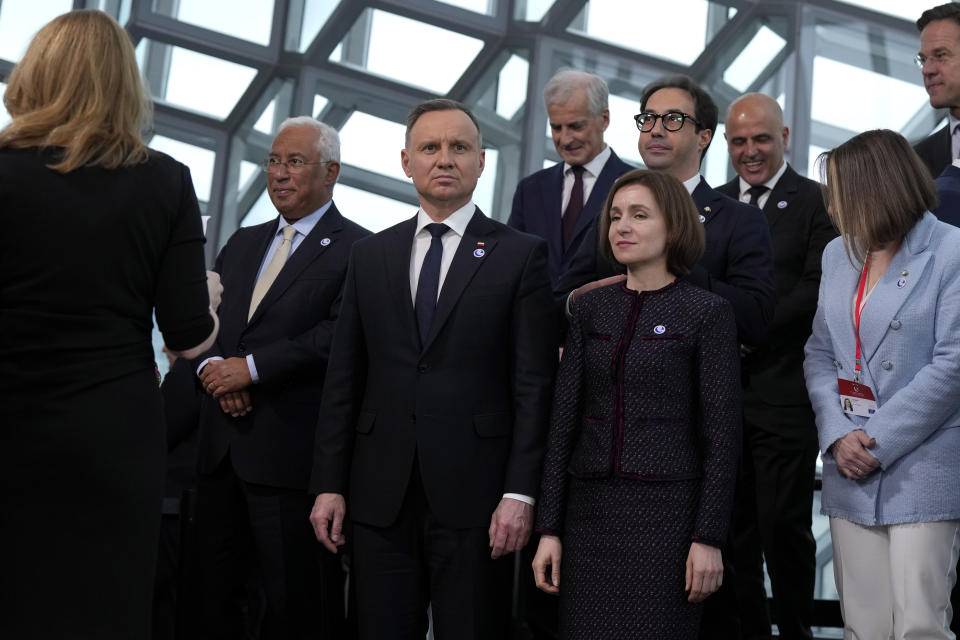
xmin=717 ymin=93 xmax=836 ymax=640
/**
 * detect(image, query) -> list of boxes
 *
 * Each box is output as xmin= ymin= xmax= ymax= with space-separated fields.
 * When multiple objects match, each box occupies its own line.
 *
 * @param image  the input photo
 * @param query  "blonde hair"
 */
xmin=820 ymin=129 xmax=937 ymax=265
xmin=0 ymin=9 xmax=151 ymax=172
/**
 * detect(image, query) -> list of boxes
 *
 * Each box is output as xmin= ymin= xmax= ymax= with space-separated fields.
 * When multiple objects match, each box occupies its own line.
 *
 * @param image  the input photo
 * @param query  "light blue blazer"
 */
xmin=804 ymin=212 xmax=960 ymax=525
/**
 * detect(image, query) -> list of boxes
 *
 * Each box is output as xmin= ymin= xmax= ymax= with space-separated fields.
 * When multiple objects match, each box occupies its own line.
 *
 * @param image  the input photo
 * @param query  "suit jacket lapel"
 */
xmin=384 ymin=215 xmax=419 ymax=335
xmin=692 ymin=179 xmax=723 ymax=225
xmin=572 ymin=150 xmax=619 ymax=241
xmin=762 ymin=165 xmax=800 ymax=230
xmin=246 ymin=205 xmax=342 ymax=328
xmin=237 ymin=219 xmax=279 ymax=324
xmin=540 ymin=164 xmax=564 ymax=256
xmin=422 ymin=208 xmax=497 ymax=352
xmin=858 ymin=215 xmax=936 ymax=364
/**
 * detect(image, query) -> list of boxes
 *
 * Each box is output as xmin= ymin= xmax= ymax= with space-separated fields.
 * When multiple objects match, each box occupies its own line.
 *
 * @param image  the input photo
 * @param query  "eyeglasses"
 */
xmin=262 ymin=158 xmax=331 ymax=173
xmin=915 ymin=51 xmax=953 ymax=68
xmin=633 ymin=111 xmax=701 ymax=133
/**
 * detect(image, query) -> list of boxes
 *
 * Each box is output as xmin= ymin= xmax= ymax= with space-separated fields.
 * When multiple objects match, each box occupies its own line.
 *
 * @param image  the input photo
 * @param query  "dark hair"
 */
xmin=819 ymin=129 xmax=938 ymax=266
xmin=405 ymin=98 xmax=482 ymax=147
xmin=639 ymin=75 xmax=718 ymax=163
xmin=917 ymin=3 xmax=960 ymax=31
xmin=597 ymin=169 xmax=705 ymax=277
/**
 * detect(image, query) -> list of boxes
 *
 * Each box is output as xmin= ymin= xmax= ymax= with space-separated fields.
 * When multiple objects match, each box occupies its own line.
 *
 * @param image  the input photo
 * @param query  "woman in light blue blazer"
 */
xmin=805 ymin=129 xmax=960 ymax=639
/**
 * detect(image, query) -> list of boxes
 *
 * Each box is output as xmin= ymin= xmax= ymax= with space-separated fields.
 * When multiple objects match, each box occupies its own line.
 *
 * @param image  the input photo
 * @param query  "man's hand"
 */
xmin=488 ymin=497 xmax=533 ymax=559
xmin=685 ymin=541 xmax=723 ymax=603
xmin=830 ymin=429 xmax=880 ymax=480
xmin=570 ymin=274 xmax=627 ymax=306
xmin=532 ymin=534 xmax=562 ymax=594
xmin=217 ymin=390 xmax=252 ymax=417
xmin=200 ymin=357 xmax=252 ymax=397
xmin=310 ymin=493 xmax=347 ymax=554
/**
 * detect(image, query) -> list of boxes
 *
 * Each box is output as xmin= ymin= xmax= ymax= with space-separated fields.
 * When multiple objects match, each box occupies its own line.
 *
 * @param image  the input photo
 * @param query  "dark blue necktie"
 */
xmin=415 ymin=223 xmax=449 ymax=343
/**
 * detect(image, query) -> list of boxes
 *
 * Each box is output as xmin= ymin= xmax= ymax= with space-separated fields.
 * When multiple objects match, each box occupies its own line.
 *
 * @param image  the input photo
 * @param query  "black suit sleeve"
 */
xmin=767 ymin=195 xmax=835 ymax=340
xmin=162 ymin=357 xmax=203 ymax=451
xmin=504 ymin=239 xmax=558 ymax=497
xmin=685 ymin=204 xmax=776 ymax=346
xmin=310 ymin=248 xmax=367 ymax=495
xmin=507 ymin=181 xmax=526 ymax=232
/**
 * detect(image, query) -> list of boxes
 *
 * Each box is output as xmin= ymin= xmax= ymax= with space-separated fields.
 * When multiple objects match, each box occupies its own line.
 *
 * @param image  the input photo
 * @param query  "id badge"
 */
xmin=838 ymin=378 xmax=877 ymax=417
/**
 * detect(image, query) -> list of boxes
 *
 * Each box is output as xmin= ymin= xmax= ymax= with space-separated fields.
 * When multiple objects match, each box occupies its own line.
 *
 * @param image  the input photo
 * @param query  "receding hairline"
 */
xmin=404 ymin=104 xmax=482 ymax=148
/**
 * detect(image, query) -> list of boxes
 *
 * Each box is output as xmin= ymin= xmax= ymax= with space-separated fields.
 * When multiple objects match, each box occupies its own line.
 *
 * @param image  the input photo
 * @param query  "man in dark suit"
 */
xmin=718 ymin=93 xmax=837 ymax=640
xmin=309 ymin=99 xmax=557 ymax=640
xmin=193 ymin=117 xmax=370 ymax=639
xmin=508 ymin=69 xmax=633 ymax=287
xmin=559 ymin=75 xmax=775 ymax=348
xmin=914 ymin=3 xmax=960 ymax=177
xmin=935 ymin=160 xmax=960 ymax=226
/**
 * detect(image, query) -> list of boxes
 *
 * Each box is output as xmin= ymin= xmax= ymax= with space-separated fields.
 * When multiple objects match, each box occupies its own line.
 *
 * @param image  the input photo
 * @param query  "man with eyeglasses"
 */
xmin=915 ymin=3 xmax=960 ymax=178
xmin=192 ymin=116 xmax=369 ymax=638
xmin=717 ymin=93 xmax=836 ymax=640
xmin=508 ymin=69 xmax=633 ymax=288
xmin=559 ymin=76 xmax=775 ymax=350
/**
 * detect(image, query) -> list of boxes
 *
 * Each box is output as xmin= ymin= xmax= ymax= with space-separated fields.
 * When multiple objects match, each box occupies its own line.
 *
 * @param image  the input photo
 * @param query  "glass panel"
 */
xmin=808 ymin=145 xmax=828 ymax=183
xmin=313 ymin=94 xmax=330 ymax=117
xmin=515 ymin=0 xmax=554 ymax=22
xmin=0 ymin=83 xmax=10 ymax=129
xmin=702 ymin=122 xmax=729 ymax=188
xmin=335 ymin=184 xmax=416 ymax=232
xmin=148 ymin=135 xmax=216 ymax=202
xmin=291 ymin=0 xmax=341 ymax=53
xmin=136 ymin=39 xmax=258 ymax=120
xmin=834 ymin=1 xmax=921 ymax=22
xmin=238 ymin=160 xmax=260 ymax=195
xmin=496 ymin=54 xmax=530 ymax=119
xmin=475 ymin=147 xmax=499 ymax=216
xmin=607 ymin=93 xmax=642 ymax=166
xmin=570 ymin=0 xmax=722 ymax=66
xmin=339 ymin=111 xmax=408 ymax=182
xmin=436 ymin=0 xmax=492 ymax=15
xmin=811 ymin=56 xmax=927 ymax=132
xmin=0 ymin=0 xmax=72 ymax=62
xmin=154 ymin=0 xmax=274 ymax=46
xmin=724 ymin=26 xmax=787 ymax=92
xmin=254 ymin=98 xmax=277 ymax=135
xmin=240 ymin=187 xmax=277 ymax=227
xmin=332 ymin=9 xmax=485 ymax=94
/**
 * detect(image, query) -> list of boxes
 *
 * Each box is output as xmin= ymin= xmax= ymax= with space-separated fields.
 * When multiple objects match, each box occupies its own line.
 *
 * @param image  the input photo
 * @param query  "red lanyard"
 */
xmin=853 ymin=254 xmax=870 ymax=382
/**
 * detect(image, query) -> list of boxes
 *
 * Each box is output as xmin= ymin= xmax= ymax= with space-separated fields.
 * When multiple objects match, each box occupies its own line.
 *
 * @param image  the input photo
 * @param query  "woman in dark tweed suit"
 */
xmin=532 ymin=170 xmax=742 ymax=639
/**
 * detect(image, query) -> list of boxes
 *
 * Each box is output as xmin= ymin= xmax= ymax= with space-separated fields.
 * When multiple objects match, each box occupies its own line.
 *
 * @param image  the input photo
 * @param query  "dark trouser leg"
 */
xmin=735 ymin=403 xmax=817 ymax=640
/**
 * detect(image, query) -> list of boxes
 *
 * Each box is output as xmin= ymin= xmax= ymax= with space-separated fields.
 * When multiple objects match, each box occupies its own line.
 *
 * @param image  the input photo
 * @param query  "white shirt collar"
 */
xmin=564 ymin=145 xmax=611 ymax=177
xmin=737 ymin=160 xmax=788 ymax=199
xmin=415 ymin=201 xmax=476 ymax=238
xmin=682 ymin=174 xmax=702 ymax=195
xmin=276 ymin=199 xmax=332 ymax=237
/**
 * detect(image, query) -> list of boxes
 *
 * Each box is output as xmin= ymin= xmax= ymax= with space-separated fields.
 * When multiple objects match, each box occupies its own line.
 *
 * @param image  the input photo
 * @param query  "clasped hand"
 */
xmin=830 ymin=429 xmax=880 ymax=480
xmin=199 ymin=357 xmax=252 ymax=417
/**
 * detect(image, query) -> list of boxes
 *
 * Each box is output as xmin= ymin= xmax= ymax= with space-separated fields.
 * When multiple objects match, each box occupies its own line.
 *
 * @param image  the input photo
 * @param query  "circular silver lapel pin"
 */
xmin=654 ymin=325 xmax=666 ymax=334
xmin=320 ymin=237 xmax=331 ymax=246
xmin=777 ymin=200 xmax=787 ymax=209
xmin=473 ymin=248 xmax=485 ymax=258
xmin=897 ymin=278 xmax=906 ymax=288
xmin=699 ymin=215 xmax=706 ymax=223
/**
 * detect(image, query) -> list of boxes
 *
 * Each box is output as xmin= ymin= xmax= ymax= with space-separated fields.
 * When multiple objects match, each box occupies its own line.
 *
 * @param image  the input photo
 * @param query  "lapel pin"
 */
xmin=897 ymin=278 xmax=907 ymax=288
xmin=703 ymin=206 xmax=711 ymax=213
xmin=777 ymin=200 xmax=787 ymax=209
xmin=653 ymin=325 xmax=666 ymax=335
xmin=320 ymin=237 xmax=331 ymax=246
xmin=473 ymin=241 xmax=485 ymax=258
xmin=901 ymin=270 xmax=908 ymax=276
xmin=699 ymin=215 xmax=706 ymax=223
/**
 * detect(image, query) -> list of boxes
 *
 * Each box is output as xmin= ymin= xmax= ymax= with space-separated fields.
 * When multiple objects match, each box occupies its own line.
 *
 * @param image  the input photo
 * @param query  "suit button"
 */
xmin=881 ymin=360 xmax=893 ymax=370
xmin=890 ymin=319 xmax=901 ymax=330
xmin=238 ymin=342 xmax=246 ymax=351
xmin=418 ymin=364 xmax=429 ymax=373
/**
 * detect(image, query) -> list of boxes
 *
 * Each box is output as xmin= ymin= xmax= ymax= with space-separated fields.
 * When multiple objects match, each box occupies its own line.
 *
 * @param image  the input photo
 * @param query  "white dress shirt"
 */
xmin=198 ymin=201 xmax=333 ymax=381
xmin=408 ymin=201 xmax=535 ymax=507
xmin=560 ymin=145 xmax=612 ymax=214
xmin=736 ymin=161 xmax=788 ymax=210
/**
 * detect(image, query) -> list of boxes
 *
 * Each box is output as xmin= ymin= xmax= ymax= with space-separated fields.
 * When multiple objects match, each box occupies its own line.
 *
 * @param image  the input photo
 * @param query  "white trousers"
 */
xmin=830 ymin=517 xmax=960 ymax=640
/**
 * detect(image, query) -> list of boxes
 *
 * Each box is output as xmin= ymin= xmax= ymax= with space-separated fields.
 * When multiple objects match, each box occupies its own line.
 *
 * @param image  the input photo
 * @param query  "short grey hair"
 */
xmin=543 ymin=68 xmax=609 ymax=116
xmin=277 ymin=116 xmax=340 ymax=163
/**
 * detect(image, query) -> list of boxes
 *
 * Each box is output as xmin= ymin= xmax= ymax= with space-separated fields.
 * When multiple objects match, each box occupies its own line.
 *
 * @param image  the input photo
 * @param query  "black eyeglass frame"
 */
xmin=633 ymin=111 xmax=702 ymax=133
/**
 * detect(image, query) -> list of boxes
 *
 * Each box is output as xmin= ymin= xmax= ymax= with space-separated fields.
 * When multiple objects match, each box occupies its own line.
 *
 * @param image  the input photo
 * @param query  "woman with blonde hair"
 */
xmin=805 ymin=129 xmax=960 ymax=639
xmin=532 ymin=169 xmax=741 ymax=639
xmin=0 ymin=10 xmax=218 ymax=637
